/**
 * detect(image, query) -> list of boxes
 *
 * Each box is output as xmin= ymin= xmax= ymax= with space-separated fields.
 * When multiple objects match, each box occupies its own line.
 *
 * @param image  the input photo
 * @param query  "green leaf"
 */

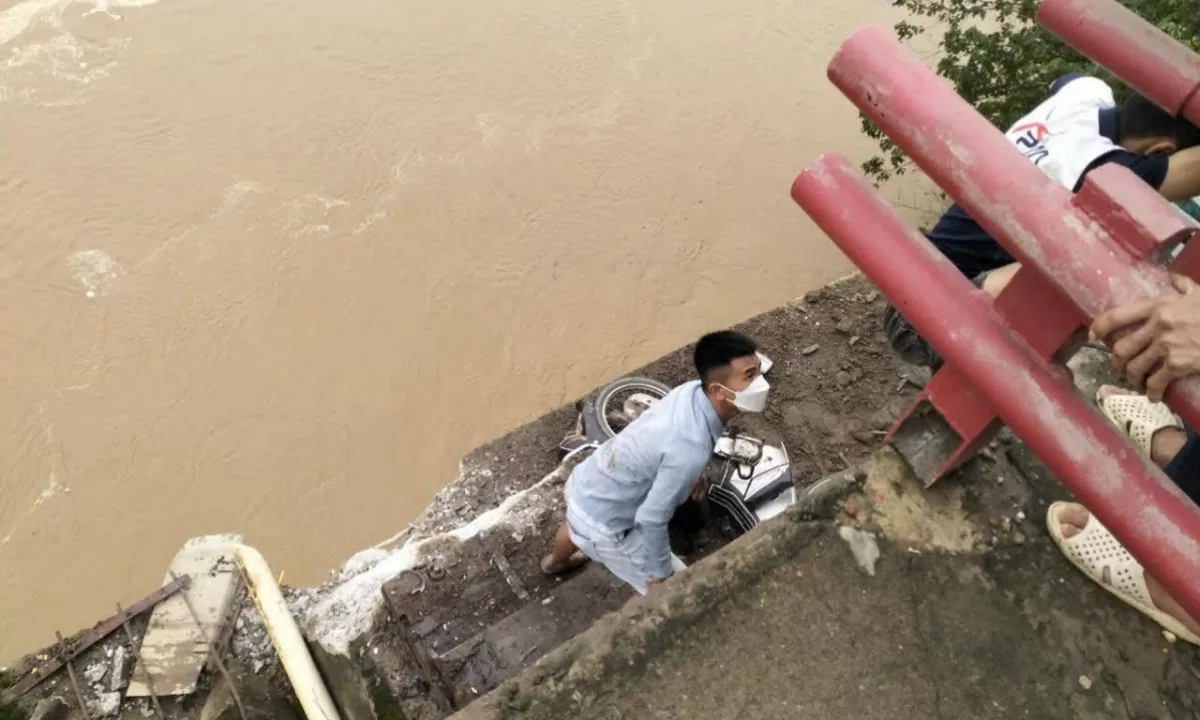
xmin=860 ymin=0 xmax=1200 ymax=183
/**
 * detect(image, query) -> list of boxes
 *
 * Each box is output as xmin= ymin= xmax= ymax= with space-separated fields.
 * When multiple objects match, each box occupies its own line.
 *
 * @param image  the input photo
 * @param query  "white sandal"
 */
xmin=1047 ymin=501 xmax=1200 ymax=645
xmin=1095 ymin=386 xmax=1182 ymax=455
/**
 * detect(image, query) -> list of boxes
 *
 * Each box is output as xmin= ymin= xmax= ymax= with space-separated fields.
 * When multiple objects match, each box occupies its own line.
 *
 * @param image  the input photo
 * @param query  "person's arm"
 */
xmin=1091 ymin=274 xmax=1200 ymax=401
xmin=1157 ymin=146 xmax=1200 ymax=202
xmin=633 ymin=453 xmax=705 ymax=581
xmin=1076 ymin=148 xmax=1200 ymax=202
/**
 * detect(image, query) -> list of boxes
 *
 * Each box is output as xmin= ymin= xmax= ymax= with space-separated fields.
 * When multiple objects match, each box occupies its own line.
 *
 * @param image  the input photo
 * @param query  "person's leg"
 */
xmin=541 ymin=522 xmax=589 ymax=574
xmin=1054 ymin=387 xmax=1200 ymax=639
xmin=978 ymin=262 xmax=1020 ymax=297
xmin=583 ymin=531 xmax=653 ymax=594
xmin=883 ymin=267 xmax=1003 ymax=368
xmin=1055 ymin=503 xmax=1200 ymax=638
xmin=571 ymin=527 xmax=685 ymax=595
xmin=1097 ymin=386 xmax=1188 ymax=466
xmin=1163 ymin=426 xmax=1200 ymax=503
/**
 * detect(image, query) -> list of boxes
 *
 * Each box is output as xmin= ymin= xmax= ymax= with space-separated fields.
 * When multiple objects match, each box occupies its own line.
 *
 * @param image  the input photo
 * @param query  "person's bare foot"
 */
xmin=540 ymin=551 xmax=588 ymax=575
xmin=1096 ymin=385 xmax=1187 ymax=466
xmin=1056 ymin=502 xmax=1200 ymax=639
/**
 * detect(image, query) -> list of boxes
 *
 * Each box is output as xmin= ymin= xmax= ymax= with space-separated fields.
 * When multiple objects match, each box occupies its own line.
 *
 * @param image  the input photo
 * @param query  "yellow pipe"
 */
xmin=234 ymin=544 xmax=341 ymax=720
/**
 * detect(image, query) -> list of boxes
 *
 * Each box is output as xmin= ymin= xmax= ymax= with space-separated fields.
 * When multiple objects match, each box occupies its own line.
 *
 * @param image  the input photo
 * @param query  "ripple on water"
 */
xmin=0 ymin=0 xmax=161 ymax=102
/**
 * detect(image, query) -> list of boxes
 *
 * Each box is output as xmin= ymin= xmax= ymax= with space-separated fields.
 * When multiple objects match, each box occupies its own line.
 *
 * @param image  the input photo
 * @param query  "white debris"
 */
xmin=93 ymin=692 xmax=121 ymax=717
xmin=83 ymin=663 xmax=107 ymax=685
xmin=306 ymin=460 xmax=571 ymax=656
xmin=838 ymin=525 xmax=881 ymax=577
xmin=231 ymin=605 xmax=274 ymax=662
xmin=332 ymin=547 xmax=391 ymax=583
xmin=110 ymin=645 xmax=128 ymax=692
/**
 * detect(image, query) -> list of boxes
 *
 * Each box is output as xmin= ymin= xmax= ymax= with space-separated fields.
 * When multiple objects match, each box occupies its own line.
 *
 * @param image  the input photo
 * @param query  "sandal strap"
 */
xmin=1058 ymin=513 xmax=1153 ymax=607
xmin=1098 ymin=393 xmax=1182 ymax=455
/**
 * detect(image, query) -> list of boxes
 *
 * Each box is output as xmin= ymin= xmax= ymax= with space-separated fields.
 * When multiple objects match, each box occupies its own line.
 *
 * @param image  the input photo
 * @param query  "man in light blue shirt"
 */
xmin=541 ymin=331 xmax=769 ymax=593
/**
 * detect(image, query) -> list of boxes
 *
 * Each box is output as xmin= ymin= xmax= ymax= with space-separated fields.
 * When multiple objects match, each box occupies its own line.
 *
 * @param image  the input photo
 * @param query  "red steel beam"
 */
xmin=1038 ymin=0 xmax=1200 ymax=124
xmin=792 ymin=152 xmax=1200 ymax=621
xmin=828 ymin=25 xmax=1200 ymax=428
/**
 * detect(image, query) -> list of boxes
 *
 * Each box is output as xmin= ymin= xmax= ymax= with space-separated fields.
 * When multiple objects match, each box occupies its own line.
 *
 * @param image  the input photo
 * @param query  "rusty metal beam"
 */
xmin=117 ymin=603 xmax=166 ymax=720
xmin=56 ymin=630 xmax=93 ymax=720
xmin=1 ymin=576 xmax=190 ymax=704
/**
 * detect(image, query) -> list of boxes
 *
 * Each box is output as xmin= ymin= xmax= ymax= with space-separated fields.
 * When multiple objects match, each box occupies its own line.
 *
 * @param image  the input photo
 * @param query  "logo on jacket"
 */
xmin=1009 ymin=121 xmax=1051 ymax=165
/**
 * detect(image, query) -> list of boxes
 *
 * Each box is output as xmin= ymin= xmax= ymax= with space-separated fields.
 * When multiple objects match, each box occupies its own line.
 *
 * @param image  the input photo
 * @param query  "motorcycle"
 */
xmin=558 ymin=353 xmax=794 ymax=536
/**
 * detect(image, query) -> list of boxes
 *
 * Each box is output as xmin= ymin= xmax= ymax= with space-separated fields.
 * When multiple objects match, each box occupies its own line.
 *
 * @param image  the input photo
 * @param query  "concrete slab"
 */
xmin=127 ymin=534 xmax=242 ymax=697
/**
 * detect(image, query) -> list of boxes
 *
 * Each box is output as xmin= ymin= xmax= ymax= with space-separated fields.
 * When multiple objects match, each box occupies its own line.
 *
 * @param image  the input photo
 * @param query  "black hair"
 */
xmin=693 ymin=331 xmax=758 ymax=384
xmin=1119 ymin=93 xmax=1200 ymax=149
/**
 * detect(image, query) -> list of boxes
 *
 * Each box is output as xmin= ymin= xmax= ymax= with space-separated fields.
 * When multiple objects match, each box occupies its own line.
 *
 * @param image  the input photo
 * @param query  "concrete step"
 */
xmin=434 ymin=563 xmax=634 ymax=707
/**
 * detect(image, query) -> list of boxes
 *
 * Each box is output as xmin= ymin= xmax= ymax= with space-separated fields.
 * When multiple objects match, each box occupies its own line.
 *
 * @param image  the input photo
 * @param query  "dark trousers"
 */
xmin=882 ymin=272 xmax=989 ymax=368
xmin=1166 ymin=427 xmax=1200 ymax=505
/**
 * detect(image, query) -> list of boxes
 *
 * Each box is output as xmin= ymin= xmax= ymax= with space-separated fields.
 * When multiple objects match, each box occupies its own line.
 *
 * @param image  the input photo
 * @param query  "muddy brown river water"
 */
xmin=0 ymin=0 xmax=920 ymax=661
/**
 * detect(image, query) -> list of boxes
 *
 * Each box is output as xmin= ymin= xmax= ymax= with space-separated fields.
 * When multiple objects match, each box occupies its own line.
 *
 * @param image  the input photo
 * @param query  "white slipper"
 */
xmin=1096 ymin=387 xmax=1182 ymax=455
xmin=1046 ymin=501 xmax=1199 ymax=645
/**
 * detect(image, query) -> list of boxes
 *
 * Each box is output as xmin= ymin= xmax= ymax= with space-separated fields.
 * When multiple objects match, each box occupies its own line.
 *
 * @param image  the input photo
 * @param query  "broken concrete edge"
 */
xmin=302 ymin=451 xmax=588 ymax=660
xmin=445 ymin=463 xmax=868 ymax=720
xmin=309 ymin=614 xmax=416 ymax=720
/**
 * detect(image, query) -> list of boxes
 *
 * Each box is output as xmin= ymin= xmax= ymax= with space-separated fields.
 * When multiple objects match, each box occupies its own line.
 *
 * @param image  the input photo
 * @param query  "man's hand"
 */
xmin=690 ymin=476 xmax=710 ymax=502
xmin=1091 ymin=274 xmax=1200 ymax=401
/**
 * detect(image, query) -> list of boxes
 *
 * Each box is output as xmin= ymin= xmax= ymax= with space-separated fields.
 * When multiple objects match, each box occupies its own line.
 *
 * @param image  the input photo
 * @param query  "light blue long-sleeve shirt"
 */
xmin=566 ymin=380 xmax=724 ymax=578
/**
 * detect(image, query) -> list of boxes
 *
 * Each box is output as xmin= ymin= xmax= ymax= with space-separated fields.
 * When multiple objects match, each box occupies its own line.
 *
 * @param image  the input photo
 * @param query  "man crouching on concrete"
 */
xmin=541 ymin=330 xmax=769 ymax=593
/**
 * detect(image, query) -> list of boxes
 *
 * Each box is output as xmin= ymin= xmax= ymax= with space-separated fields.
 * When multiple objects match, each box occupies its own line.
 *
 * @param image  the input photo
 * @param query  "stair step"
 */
xmin=436 ymin=563 xmax=634 ymax=704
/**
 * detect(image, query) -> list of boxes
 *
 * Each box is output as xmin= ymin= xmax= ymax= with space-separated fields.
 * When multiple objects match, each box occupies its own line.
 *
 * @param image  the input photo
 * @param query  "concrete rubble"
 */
xmin=837 ymin=525 xmax=880 ymax=576
xmin=108 ymin=648 xmax=127 ymax=694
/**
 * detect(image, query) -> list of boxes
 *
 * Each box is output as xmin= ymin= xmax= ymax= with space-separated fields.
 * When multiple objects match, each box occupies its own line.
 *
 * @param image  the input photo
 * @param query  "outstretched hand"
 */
xmin=1091 ymin=274 xmax=1200 ymax=402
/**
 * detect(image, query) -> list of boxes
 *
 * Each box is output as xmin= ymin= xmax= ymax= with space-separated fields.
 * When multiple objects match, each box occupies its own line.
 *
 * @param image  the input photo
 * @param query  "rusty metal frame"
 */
xmin=56 ymin=631 xmax=93 ymax=720
xmin=1 ymin=576 xmax=190 ymax=704
xmin=117 ymin=602 xmax=166 ymax=720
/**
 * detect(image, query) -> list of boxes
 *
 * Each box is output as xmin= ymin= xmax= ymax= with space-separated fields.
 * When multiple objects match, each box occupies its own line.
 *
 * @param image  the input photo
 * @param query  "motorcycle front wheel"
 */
xmin=591 ymin=376 xmax=671 ymax=440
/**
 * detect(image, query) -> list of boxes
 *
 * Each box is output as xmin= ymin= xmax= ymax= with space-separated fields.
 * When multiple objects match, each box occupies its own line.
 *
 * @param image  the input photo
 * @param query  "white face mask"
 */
xmin=723 ymin=375 xmax=770 ymax=413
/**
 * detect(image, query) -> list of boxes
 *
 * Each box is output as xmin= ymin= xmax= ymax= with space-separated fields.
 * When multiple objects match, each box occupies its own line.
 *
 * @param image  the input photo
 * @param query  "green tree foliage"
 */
xmin=862 ymin=0 xmax=1199 ymax=183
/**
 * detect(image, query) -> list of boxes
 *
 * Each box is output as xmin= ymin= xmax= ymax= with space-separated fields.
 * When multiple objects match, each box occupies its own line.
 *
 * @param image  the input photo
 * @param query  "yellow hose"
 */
xmin=234 ymin=544 xmax=341 ymax=720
